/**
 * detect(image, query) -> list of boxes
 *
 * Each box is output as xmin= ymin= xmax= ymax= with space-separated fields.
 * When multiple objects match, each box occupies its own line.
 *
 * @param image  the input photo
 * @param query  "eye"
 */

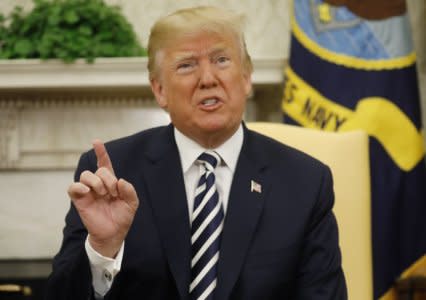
xmin=216 ymin=56 xmax=230 ymax=67
xmin=176 ymin=61 xmax=195 ymax=74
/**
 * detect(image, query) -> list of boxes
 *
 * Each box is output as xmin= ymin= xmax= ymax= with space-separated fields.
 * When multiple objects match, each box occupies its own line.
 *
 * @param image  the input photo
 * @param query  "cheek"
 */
xmin=227 ymin=81 xmax=249 ymax=105
xmin=170 ymin=80 xmax=197 ymax=101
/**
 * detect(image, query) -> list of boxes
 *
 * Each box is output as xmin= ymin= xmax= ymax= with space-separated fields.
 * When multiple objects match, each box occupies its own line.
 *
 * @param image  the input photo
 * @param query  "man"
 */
xmin=46 ymin=6 xmax=347 ymax=300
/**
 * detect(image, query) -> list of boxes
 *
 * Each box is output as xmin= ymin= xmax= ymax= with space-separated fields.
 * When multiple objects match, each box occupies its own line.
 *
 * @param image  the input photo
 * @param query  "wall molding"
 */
xmin=0 ymin=104 xmax=19 ymax=168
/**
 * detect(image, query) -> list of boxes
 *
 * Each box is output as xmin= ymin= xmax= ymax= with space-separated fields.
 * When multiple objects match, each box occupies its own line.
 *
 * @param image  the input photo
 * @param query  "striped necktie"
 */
xmin=190 ymin=151 xmax=224 ymax=300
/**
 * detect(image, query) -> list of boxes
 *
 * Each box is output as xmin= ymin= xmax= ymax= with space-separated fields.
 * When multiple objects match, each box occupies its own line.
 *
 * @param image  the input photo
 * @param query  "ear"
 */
xmin=243 ymin=71 xmax=252 ymax=97
xmin=150 ymin=77 xmax=168 ymax=109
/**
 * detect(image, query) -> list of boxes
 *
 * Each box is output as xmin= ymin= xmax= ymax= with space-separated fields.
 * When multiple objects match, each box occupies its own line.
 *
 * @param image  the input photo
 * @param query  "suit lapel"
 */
xmin=215 ymin=127 xmax=270 ymax=300
xmin=143 ymin=125 xmax=191 ymax=300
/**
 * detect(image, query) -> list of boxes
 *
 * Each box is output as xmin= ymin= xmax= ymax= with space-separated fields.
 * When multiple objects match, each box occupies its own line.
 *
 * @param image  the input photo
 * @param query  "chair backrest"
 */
xmin=247 ymin=122 xmax=373 ymax=300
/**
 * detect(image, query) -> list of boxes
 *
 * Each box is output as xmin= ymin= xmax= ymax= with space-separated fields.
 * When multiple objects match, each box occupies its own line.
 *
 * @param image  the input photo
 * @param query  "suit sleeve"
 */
xmin=45 ymin=151 xmax=96 ymax=300
xmin=295 ymin=165 xmax=348 ymax=300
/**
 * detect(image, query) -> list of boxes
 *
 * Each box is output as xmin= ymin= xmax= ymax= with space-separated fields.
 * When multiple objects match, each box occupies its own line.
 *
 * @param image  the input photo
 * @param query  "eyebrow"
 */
xmin=173 ymin=45 xmax=229 ymax=63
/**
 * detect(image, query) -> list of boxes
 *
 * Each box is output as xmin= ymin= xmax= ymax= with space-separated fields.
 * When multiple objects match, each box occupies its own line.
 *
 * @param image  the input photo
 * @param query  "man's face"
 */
xmin=151 ymin=31 xmax=252 ymax=147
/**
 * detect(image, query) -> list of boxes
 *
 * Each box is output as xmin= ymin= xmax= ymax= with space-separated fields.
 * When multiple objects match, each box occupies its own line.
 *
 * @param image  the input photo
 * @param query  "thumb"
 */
xmin=117 ymin=179 xmax=139 ymax=211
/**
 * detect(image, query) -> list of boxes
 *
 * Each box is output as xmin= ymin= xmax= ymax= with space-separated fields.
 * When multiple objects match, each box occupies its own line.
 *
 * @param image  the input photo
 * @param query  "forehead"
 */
xmin=163 ymin=31 xmax=240 ymax=59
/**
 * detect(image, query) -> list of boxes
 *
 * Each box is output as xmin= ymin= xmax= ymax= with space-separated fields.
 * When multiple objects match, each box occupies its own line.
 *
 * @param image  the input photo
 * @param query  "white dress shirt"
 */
xmin=86 ymin=125 xmax=244 ymax=298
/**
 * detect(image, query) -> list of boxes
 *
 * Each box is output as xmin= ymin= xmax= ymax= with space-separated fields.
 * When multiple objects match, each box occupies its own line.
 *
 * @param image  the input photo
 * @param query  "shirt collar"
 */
xmin=174 ymin=124 xmax=243 ymax=173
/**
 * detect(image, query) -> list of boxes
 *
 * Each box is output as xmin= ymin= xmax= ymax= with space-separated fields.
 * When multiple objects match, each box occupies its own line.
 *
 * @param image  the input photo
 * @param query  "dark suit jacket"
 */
xmin=46 ymin=123 xmax=347 ymax=300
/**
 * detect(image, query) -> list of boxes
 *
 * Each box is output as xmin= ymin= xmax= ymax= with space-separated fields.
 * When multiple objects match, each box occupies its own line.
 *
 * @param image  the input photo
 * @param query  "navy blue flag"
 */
xmin=282 ymin=0 xmax=426 ymax=299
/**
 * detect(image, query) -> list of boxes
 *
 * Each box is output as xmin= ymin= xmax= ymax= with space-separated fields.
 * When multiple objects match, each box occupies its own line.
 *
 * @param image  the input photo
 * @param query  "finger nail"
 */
xmin=81 ymin=185 xmax=90 ymax=193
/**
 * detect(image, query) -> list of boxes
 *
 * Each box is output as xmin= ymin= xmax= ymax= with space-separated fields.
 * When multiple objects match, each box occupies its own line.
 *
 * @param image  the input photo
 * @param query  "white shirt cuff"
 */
xmin=85 ymin=236 xmax=124 ymax=298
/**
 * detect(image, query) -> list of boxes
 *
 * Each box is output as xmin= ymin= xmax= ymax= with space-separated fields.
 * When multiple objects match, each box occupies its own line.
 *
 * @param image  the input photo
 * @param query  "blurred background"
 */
xmin=0 ymin=0 xmax=425 ymax=299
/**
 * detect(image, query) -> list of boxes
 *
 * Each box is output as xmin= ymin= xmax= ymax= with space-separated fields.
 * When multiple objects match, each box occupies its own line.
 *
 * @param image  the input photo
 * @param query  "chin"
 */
xmin=199 ymin=119 xmax=228 ymax=132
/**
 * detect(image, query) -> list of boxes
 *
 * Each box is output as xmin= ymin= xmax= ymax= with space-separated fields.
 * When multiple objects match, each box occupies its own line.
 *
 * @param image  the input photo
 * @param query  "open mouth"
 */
xmin=201 ymin=98 xmax=219 ymax=107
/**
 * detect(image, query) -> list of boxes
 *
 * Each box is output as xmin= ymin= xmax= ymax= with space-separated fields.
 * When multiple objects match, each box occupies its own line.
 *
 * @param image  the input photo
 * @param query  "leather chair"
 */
xmin=247 ymin=122 xmax=373 ymax=300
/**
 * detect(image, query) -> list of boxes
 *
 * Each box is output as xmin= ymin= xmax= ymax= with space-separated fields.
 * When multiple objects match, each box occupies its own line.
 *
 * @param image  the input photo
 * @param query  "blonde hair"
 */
xmin=147 ymin=6 xmax=253 ymax=79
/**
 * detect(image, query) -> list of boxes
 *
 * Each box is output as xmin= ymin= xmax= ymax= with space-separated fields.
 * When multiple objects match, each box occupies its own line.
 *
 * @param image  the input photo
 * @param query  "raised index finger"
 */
xmin=93 ymin=139 xmax=115 ymax=174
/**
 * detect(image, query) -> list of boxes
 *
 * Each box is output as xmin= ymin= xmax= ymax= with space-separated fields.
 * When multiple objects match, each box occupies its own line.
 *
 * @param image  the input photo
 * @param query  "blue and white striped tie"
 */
xmin=190 ymin=151 xmax=224 ymax=300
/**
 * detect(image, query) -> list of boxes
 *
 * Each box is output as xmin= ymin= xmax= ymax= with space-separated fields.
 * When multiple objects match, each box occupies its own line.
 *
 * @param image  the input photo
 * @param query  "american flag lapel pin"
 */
xmin=251 ymin=180 xmax=262 ymax=193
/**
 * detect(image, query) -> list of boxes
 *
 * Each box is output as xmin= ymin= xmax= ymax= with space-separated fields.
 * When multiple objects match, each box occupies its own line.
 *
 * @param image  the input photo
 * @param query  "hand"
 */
xmin=67 ymin=140 xmax=139 ymax=258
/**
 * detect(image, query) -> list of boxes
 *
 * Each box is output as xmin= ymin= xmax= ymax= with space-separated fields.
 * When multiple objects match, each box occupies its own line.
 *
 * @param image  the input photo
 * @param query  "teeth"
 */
xmin=202 ymin=98 xmax=218 ymax=106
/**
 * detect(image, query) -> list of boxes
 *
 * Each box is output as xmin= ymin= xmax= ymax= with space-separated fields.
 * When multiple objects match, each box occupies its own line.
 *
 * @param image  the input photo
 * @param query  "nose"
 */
xmin=198 ymin=61 xmax=218 ymax=89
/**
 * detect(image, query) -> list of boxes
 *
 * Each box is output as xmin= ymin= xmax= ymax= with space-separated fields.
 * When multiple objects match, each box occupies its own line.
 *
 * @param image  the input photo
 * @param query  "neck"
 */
xmin=180 ymin=124 xmax=241 ymax=149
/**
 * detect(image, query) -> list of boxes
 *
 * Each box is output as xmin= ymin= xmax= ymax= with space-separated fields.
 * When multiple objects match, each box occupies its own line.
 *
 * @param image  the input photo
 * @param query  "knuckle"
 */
xmin=98 ymin=167 xmax=117 ymax=186
xmin=96 ymin=167 xmax=114 ymax=180
xmin=81 ymin=173 xmax=103 ymax=192
xmin=92 ymin=177 xmax=104 ymax=190
xmin=110 ymin=176 xmax=118 ymax=185
xmin=67 ymin=184 xmax=75 ymax=196
xmin=96 ymin=166 xmax=107 ymax=175
xmin=67 ymin=183 xmax=84 ymax=199
xmin=79 ymin=170 xmax=92 ymax=181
